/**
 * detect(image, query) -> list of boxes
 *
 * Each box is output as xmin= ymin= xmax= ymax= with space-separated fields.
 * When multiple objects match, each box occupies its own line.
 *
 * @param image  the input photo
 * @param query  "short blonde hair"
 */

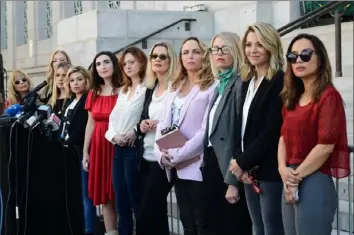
xmin=7 ymin=69 xmax=33 ymax=106
xmin=210 ymin=32 xmax=243 ymax=77
xmin=171 ymin=37 xmax=214 ymax=91
xmin=66 ymin=66 xmax=92 ymax=96
xmin=145 ymin=42 xmax=179 ymax=89
xmin=240 ymin=22 xmax=284 ymax=81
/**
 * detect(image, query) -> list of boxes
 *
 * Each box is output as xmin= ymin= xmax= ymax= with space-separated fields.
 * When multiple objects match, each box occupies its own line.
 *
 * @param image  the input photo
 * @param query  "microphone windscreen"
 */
xmin=5 ymin=104 xmax=22 ymax=117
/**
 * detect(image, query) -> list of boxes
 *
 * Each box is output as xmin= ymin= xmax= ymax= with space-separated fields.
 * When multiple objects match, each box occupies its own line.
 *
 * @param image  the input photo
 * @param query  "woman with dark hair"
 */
xmin=279 ymin=33 xmax=350 ymax=235
xmin=83 ymin=51 xmax=123 ymax=235
xmin=105 ymin=46 xmax=147 ymax=235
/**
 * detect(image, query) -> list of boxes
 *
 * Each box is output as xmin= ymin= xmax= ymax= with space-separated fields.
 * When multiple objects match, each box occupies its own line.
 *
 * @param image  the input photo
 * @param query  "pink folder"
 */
xmin=155 ymin=129 xmax=187 ymax=149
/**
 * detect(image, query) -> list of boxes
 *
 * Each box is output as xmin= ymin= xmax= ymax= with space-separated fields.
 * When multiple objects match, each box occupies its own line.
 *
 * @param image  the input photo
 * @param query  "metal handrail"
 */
xmin=278 ymin=1 xmax=349 ymax=37
xmin=87 ymin=18 xmax=196 ymax=70
xmin=114 ymin=18 xmax=196 ymax=54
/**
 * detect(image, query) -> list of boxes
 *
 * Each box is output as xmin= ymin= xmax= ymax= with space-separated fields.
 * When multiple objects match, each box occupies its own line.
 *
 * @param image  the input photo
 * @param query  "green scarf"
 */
xmin=216 ymin=68 xmax=234 ymax=95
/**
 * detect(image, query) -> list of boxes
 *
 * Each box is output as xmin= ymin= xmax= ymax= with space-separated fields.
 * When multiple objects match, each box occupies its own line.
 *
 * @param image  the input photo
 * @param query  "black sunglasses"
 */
xmin=150 ymin=54 xmax=168 ymax=61
xmin=14 ymin=78 xmax=28 ymax=85
xmin=287 ymin=49 xmax=315 ymax=64
xmin=209 ymin=46 xmax=231 ymax=55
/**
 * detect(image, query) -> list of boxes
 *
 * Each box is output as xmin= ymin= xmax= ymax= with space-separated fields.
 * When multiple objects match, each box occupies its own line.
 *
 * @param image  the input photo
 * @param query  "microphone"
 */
xmin=21 ymin=81 xmax=47 ymax=113
xmin=4 ymin=104 xmax=22 ymax=117
xmin=44 ymin=113 xmax=61 ymax=138
xmin=0 ymin=104 xmax=22 ymax=126
xmin=26 ymin=104 xmax=52 ymax=129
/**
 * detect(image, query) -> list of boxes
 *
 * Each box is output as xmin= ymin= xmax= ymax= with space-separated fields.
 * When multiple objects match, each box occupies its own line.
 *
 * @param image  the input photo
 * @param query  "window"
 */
xmin=108 ymin=1 xmax=120 ymax=9
xmin=74 ymin=1 xmax=83 ymax=15
xmin=1 ymin=1 xmax=7 ymax=49
xmin=45 ymin=1 xmax=52 ymax=39
xmin=24 ymin=1 xmax=28 ymax=44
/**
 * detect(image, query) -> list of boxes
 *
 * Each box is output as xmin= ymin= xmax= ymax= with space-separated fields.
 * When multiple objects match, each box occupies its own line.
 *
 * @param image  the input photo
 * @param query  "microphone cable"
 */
xmin=23 ymin=129 xmax=33 ymax=235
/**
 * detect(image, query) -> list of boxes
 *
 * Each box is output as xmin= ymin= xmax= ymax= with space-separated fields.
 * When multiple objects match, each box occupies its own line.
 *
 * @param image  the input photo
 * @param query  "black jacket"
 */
xmin=233 ymin=70 xmax=284 ymax=181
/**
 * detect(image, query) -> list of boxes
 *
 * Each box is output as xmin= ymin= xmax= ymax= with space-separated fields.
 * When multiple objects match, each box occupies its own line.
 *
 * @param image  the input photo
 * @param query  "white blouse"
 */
xmin=105 ymin=84 xmax=146 ymax=144
xmin=143 ymin=89 xmax=167 ymax=162
xmin=241 ymin=76 xmax=264 ymax=151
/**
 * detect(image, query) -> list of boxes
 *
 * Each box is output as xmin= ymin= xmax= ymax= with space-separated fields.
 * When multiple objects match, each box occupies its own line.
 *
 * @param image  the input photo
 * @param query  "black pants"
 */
xmin=202 ymin=147 xmax=252 ymax=235
xmin=175 ymin=177 xmax=211 ymax=235
xmin=138 ymin=159 xmax=174 ymax=235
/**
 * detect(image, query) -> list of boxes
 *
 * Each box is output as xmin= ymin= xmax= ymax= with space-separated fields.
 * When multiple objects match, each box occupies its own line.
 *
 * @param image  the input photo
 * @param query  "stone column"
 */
xmin=5 ymin=1 xmax=15 ymax=69
xmin=51 ymin=1 xmax=62 ymax=49
xmin=27 ymin=1 xmax=37 ymax=66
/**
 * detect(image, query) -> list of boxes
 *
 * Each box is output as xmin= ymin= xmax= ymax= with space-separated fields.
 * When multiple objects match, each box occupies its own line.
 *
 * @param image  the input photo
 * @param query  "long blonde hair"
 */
xmin=145 ymin=42 xmax=179 ymax=89
xmin=240 ymin=22 xmax=284 ymax=81
xmin=210 ymin=32 xmax=243 ymax=76
xmin=171 ymin=37 xmax=214 ymax=91
xmin=7 ymin=69 xmax=33 ymax=106
xmin=48 ymin=62 xmax=71 ymax=108
xmin=42 ymin=50 xmax=71 ymax=99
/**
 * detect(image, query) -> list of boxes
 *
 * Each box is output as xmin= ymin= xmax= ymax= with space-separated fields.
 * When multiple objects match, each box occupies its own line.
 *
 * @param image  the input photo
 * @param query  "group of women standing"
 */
xmin=2 ymin=21 xmax=350 ymax=235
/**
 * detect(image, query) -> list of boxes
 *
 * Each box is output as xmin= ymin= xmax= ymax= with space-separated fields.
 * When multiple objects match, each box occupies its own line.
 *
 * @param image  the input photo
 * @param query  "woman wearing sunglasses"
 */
xmin=4 ymin=69 xmax=33 ymax=109
xmin=229 ymin=22 xmax=285 ymax=235
xmin=202 ymin=32 xmax=252 ymax=235
xmin=279 ymin=33 xmax=350 ymax=235
xmin=138 ymin=42 xmax=179 ymax=235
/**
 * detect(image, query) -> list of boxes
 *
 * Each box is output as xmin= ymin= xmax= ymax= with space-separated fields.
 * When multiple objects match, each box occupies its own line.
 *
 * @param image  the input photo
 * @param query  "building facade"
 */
xmin=1 ymin=0 xmax=301 ymax=84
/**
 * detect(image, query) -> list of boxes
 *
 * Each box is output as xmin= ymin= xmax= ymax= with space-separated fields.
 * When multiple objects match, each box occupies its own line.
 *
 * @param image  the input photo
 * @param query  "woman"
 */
xmin=279 ymin=33 xmax=350 ymax=235
xmin=105 ymin=46 xmax=147 ymax=235
xmin=48 ymin=62 xmax=71 ymax=118
xmin=83 ymin=51 xmax=122 ymax=235
xmin=229 ymin=22 xmax=285 ymax=235
xmin=137 ymin=42 xmax=178 ymax=235
xmin=40 ymin=50 xmax=71 ymax=103
xmin=203 ymin=32 xmax=252 ymax=235
xmin=60 ymin=66 xmax=95 ymax=235
xmin=154 ymin=37 xmax=218 ymax=235
xmin=4 ymin=69 xmax=33 ymax=109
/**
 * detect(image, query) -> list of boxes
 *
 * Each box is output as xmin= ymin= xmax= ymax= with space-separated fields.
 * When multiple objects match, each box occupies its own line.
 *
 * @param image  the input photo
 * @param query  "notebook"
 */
xmin=155 ymin=128 xmax=187 ymax=149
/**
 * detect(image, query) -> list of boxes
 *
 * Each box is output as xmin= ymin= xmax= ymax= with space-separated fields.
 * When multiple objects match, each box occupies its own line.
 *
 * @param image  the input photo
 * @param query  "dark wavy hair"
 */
xmin=119 ymin=47 xmax=148 ymax=93
xmin=281 ymin=33 xmax=333 ymax=110
xmin=91 ymin=51 xmax=123 ymax=100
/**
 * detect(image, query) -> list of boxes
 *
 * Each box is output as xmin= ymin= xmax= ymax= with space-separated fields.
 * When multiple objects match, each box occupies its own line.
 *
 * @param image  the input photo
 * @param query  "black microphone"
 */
xmin=27 ymin=104 xmax=51 ymax=129
xmin=21 ymin=81 xmax=48 ymax=112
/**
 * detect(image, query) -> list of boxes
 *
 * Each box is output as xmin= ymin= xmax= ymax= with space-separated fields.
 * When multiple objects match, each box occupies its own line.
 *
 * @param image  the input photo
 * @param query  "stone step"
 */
xmin=332 ymin=199 xmax=354 ymax=233
xmin=331 ymin=229 xmax=354 ymax=235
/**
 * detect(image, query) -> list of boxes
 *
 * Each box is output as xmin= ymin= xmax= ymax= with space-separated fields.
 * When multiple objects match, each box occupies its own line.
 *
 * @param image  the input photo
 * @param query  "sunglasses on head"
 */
xmin=14 ymin=78 xmax=28 ymax=85
xmin=150 ymin=54 xmax=168 ymax=61
xmin=286 ymin=49 xmax=315 ymax=64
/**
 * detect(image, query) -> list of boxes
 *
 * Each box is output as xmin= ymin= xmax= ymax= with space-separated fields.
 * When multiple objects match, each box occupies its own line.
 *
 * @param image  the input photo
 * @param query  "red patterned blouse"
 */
xmin=281 ymin=85 xmax=350 ymax=179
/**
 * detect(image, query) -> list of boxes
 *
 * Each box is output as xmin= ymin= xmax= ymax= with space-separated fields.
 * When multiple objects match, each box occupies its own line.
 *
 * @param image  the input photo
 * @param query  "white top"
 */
xmin=61 ymin=99 xmax=79 ymax=140
xmin=105 ymin=84 xmax=146 ymax=143
xmin=171 ymin=95 xmax=186 ymax=126
xmin=241 ymin=76 xmax=264 ymax=151
xmin=208 ymin=95 xmax=222 ymax=147
xmin=143 ymin=89 xmax=167 ymax=162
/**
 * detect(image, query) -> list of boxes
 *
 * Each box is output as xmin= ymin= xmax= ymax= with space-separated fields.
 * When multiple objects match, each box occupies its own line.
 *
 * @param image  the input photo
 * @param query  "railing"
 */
xmin=114 ymin=18 xmax=196 ymax=54
xmin=87 ymin=18 xmax=196 ymax=71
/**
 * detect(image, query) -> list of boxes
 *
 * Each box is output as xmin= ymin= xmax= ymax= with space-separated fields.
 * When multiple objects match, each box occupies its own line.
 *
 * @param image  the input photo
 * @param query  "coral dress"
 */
xmin=85 ymin=90 xmax=118 ymax=205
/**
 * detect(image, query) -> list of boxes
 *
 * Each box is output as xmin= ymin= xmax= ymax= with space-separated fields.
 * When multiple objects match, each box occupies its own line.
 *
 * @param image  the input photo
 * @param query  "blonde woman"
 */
xmin=202 ymin=32 xmax=252 ymax=235
xmin=5 ymin=69 xmax=33 ymax=109
xmin=48 ymin=62 xmax=71 ymax=118
xmin=59 ymin=66 xmax=93 ymax=235
xmin=229 ymin=22 xmax=285 ymax=235
xmin=40 ymin=50 xmax=71 ymax=103
xmin=154 ymin=37 xmax=218 ymax=235
xmin=137 ymin=42 xmax=178 ymax=235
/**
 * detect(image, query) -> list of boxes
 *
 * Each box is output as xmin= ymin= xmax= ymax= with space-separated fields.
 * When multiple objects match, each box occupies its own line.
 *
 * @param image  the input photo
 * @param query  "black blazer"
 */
xmin=59 ymin=94 xmax=88 ymax=150
xmin=234 ymin=70 xmax=284 ymax=181
xmin=136 ymin=85 xmax=157 ymax=169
